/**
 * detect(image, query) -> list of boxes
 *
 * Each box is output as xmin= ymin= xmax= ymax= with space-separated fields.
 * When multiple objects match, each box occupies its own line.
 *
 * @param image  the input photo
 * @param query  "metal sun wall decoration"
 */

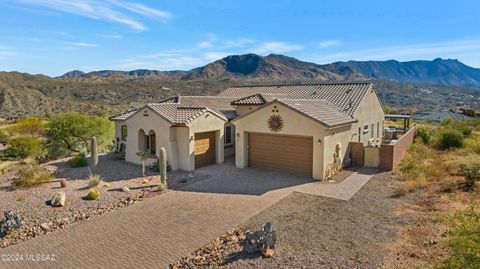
xmin=268 ymin=115 xmax=284 ymax=132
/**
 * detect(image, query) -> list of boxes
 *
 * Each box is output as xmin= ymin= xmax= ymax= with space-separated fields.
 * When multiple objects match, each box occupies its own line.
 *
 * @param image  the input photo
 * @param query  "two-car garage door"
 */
xmin=248 ymin=133 xmax=313 ymax=177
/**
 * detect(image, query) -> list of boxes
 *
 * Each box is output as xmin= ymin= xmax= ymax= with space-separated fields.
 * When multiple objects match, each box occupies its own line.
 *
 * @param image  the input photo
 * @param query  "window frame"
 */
xmin=121 ymin=125 xmax=127 ymax=141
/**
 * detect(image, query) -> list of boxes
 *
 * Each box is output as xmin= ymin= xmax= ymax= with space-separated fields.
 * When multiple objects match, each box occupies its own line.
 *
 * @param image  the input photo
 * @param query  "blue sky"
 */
xmin=1 ymin=0 xmax=480 ymax=76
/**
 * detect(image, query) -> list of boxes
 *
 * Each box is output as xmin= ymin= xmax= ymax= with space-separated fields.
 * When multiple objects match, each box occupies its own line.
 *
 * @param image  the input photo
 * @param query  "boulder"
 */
xmin=242 ymin=222 xmax=277 ymax=254
xmin=50 ymin=192 xmax=66 ymax=207
xmin=60 ymin=179 xmax=67 ymax=188
xmin=122 ymin=187 xmax=130 ymax=192
xmin=0 ymin=211 xmax=23 ymax=237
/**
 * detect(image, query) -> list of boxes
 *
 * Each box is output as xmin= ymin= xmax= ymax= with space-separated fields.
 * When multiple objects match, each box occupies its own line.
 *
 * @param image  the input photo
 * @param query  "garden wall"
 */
xmin=379 ymin=126 xmax=417 ymax=171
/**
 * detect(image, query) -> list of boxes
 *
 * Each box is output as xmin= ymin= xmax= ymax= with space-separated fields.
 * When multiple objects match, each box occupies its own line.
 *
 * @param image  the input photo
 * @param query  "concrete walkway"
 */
xmin=297 ymin=167 xmax=378 ymax=200
xmin=1 ymin=163 xmax=376 ymax=269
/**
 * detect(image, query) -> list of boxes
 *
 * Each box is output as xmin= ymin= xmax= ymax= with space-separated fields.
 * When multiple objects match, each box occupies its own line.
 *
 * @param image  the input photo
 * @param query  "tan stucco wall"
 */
xmin=236 ymin=105 xmax=259 ymax=116
xmin=233 ymin=102 xmax=330 ymax=180
xmin=123 ymin=107 xmax=175 ymax=168
xmin=114 ymin=121 xmax=126 ymax=143
xmin=184 ymin=111 xmax=226 ymax=170
xmin=353 ymin=87 xmax=385 ymax=145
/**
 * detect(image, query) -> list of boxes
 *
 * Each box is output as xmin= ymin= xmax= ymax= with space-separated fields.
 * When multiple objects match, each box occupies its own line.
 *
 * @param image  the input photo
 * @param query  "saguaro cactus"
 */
xmin=90 ymin=136 xmax=98 ymax=167
xmin=159 ymin=147 xmax=167 ymax=184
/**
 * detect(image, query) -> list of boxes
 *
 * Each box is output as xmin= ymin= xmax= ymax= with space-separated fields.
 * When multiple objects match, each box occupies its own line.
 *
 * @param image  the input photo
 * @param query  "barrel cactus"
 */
xmin=90 ymin=136 xmax=98 ymax=167
xmin=86 ymin=188 xmax=100 ymax=200
xmin=159 ymin=147 xmax=167 ymax=184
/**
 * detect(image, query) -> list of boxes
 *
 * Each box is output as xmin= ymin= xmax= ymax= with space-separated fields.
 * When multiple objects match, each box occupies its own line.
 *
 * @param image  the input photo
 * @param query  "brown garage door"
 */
xmin=195 ymin=131 xmax=216 ymax=169
xmin=248 ymin=133 xmax=313 ymax=176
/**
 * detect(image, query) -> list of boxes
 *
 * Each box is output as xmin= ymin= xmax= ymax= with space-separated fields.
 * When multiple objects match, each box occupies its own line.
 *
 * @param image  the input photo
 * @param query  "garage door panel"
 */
xmin=195 ymin=132 xmax=216 ymax=169
xmin=248 ymin=133 xmax=313 ymax=176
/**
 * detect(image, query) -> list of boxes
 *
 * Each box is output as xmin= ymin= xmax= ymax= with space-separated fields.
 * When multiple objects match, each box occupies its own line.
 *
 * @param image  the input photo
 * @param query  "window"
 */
xmin=363 ymin=124 xmax=369 ymax=134
xmin=370 ymin=123 xmax=374 ymax=138
xmin=121 ymin=125 xmax=127 ymax=141
xmin=145 ymin=135 xmax=150 ymax=149
xmin=225 ymin=126 xmax=232 ymax=145
xmin=377 ymin=122 xmax=380 ymax=138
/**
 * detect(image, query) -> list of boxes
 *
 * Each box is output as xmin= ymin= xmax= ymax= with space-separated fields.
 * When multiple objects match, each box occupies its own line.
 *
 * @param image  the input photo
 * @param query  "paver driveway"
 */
xmin=1 ymin=161 xmax=312 ymax=269
xmin=1 ymin=160 xmax=376 ymax=269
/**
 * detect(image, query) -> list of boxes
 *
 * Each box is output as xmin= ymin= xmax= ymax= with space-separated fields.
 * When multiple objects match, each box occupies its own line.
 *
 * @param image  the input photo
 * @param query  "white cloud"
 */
xmin=17 ymin=0 xmax=172 ymax=31
xmin=252 ymin=42 xmax=303 ymax=54
xmin=197 ymin=34 xmax=218 ymax=49
xmin=69 ymin=42 xmax=99 ymax=47
xmin=102 ymin=34 xmax=123 ymax=39
xmin=223 ymin=38 xmax=255 ymax=48
xmin=109 ymin=0 xmax=172 ymax=21
xmin=318 ymin=40 xmax=341 ymax=48
xmin=313 ymin=38 xmax=480 ymax=64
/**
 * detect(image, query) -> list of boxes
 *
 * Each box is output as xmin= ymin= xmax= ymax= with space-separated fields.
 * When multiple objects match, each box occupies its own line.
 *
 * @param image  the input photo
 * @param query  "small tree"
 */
xmin=7 ymin=137 xmax=43 ymax=159
xmin=11 ymin=117 xmax=44 ymax=137
xmin=459 ymin=162 xmax=480 ymax=191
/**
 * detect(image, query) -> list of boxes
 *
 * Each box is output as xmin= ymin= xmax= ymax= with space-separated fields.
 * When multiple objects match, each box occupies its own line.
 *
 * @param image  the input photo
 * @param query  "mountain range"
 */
xmin=60 ymin=54 xmax=480 ymax=89
xmin=0 ymin=54 xmax=479 ymax=118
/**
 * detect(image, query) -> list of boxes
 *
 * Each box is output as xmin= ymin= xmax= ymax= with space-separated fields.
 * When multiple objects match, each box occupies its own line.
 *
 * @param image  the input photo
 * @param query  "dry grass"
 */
xmin=394 ymin=120 xmax=480 ymax=195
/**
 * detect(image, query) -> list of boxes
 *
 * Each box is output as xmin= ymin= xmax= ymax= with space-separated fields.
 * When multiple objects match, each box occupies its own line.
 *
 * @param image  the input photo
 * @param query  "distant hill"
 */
xmin=1 ymin=54 xmax=480 ymax=117
xmin=59 ymin=54 xmax=480 ymax=89
xmin=324 ymin=58 xmax=480 ymax=89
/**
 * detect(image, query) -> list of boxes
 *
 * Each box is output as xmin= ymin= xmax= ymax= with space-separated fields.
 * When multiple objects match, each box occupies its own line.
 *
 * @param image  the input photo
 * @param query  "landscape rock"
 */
xmin=263 ymin=248 xmax=275 ymax=258
xmin=122 ymin=187 xmax=130 ymax=192
xmin=243 ymin=222 xmax=277 ymax=254
xmin=60 ymin=179 xmax=67 ymax=188
xmin=0 ymin=211 xmax=23 ymax=238
xmin=50 ymin=192 xmax=66 ymax=207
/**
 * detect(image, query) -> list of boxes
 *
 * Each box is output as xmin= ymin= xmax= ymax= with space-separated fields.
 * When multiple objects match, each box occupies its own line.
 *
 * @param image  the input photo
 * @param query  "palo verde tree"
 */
xmin=45 ymin=112 xmax=113 ymax=159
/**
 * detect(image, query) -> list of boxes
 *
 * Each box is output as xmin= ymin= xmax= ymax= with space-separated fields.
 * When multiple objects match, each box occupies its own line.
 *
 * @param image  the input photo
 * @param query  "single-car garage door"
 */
xmin=195 ymin=131 xmax=216 ymax=168
xmin=248 ymin=133 xmax=313 ymax=176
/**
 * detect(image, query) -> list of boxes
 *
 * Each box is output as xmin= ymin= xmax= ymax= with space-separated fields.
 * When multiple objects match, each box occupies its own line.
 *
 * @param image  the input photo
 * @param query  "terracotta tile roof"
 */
xmin=220 ymin=82 xmax=373 ymax=117
xmin=276 ymin=99 xmax=356 ymax=127
xmin=146 ymin=103 xmax=227 ymax=125
xmin=109 ymin=108 xmax=139 ymax=121
xmin=159 ymin=96 xmax=238 ymax=120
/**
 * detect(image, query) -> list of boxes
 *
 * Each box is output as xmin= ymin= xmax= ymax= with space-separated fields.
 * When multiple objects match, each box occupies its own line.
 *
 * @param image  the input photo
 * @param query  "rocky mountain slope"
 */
xmin=1 ymin=54 xmax=480 ymax=118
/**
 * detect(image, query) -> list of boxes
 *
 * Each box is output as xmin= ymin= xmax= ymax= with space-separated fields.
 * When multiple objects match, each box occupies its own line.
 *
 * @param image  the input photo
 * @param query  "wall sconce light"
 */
xmin=190 ymin=135 xmax=193 ymax=141
xmin=236 ymin=132 xmax=240 ymax=140
xmin=317 ymin=138 xmax=322 ymax=144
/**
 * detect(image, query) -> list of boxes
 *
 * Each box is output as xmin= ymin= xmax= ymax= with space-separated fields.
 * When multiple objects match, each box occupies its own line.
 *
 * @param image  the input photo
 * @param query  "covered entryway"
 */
xmin=247 ymin=133 xmax=313 ymax=176
xmin=194 ymin=131 xmax=216 ymax=168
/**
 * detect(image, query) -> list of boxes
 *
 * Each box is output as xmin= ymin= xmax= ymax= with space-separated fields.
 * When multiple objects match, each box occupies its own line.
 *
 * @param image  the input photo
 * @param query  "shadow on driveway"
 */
xmin=179 ymin=160 xmax=313 ymax=196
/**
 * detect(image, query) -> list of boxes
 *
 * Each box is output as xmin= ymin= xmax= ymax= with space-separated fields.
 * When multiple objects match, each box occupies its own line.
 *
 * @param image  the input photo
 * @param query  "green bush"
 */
xmin=459 ymin=162 xmax=480 ymax=191
xmin=437 ymin=205 xmax=480 ymax=269
xmin=86 ymin=188 xmax=100 ymax=200
xmin=7 ymin=136 xmax=43 ymax=159
xmin=416 ymin=127 xmax=431 ymax=144
xmin=437 ymin=130 xmax=464 ymax=150
xmin=12 ymin=165 xmax=52 ymax=187
xmin=69 ymin=153 xmax=88 ymax=167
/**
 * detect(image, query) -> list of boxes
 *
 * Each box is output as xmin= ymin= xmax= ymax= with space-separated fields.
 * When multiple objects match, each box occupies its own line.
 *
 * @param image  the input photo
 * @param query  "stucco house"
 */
xmin=110 ymin=82 xmax=384 ymax=180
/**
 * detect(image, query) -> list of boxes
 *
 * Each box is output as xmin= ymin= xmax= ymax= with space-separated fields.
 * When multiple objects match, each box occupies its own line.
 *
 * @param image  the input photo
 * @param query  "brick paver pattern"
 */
xmin=1 ymin=162 xmax=376 ymax=269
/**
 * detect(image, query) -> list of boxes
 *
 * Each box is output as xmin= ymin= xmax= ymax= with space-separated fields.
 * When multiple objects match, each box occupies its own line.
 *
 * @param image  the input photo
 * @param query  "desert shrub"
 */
xmin=416 ymin=127 xmax=431 ymax=144
xmin=12 ymin=165 xmax=52 ymax=187
xmin=464 ymin=136 xmax=480 ymax=154
xmin=0 ymin=129 xmax=7 ymax=142
xmin=157 ymin=183 xmax=165 ymax=191
xmin=148 ymin=160 xmax=172 ymax=172
xmin=86 ymin=188 xmax=100 ymax=200
xmin=7 ymin=136 xmax=43 ymax=159
xmin=69 ymin=153 xmax=88 ymax=168
xmin=436 ymin=130 xmax=464 ymax=150
xmin=88 ymin=174 xmax=101 ymax=187
xmin=459 ymin=162 xmax=480 ymax=191
xmin=393 ymin=175 xmax=428 ymax=196
xmin=10 ymin=117 xmax=44 ymax=137
xmin=437 ymin=205 xmax=480 ymax=269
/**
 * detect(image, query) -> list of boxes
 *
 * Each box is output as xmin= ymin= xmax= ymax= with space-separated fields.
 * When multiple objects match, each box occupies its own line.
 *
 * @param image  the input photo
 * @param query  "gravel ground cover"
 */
xmin=171 ymin=172 xmax=417 ymax=268
xmin=0 ymin=154 xmax=210 ymax=247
